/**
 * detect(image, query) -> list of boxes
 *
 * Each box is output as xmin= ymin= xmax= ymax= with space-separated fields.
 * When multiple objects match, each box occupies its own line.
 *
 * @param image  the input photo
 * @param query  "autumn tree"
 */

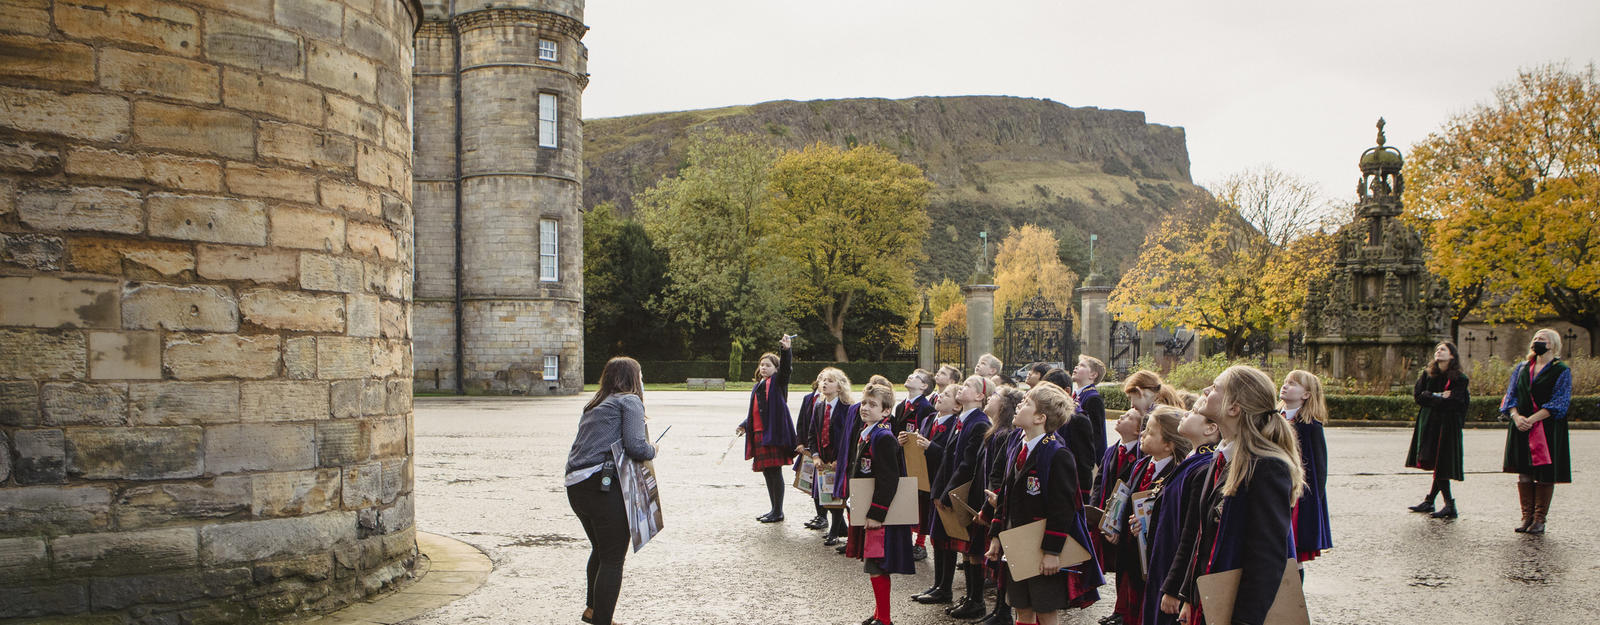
xmin=769 ymin=143 xmax=933 ymax=361
xmin=994 ymin=224 xmax=1081 ymax=334
xmin=1109 ymin=167 xmax=1334 ymax=356
xmin=1404 ymin=63 xmax=1600 ymax=353
xmin=635 ymin=129 xmax=788 ymax=349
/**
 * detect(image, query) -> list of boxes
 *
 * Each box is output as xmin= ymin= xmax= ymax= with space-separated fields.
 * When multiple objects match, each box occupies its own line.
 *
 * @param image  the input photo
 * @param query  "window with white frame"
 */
xmin=539 ymin=218 xmax=559 ymax=281
xmin=538 ymin=38 xmax=558 ymax=61
xmin=538 ymin=93 xmax=558 ymax=148
xmin=543 ymin=355 xmax=559 ymax=380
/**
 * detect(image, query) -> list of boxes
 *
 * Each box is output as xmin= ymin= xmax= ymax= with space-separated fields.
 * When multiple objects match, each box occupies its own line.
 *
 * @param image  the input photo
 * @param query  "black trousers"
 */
xmin=567 ymin=472 xmax=630 ymax=625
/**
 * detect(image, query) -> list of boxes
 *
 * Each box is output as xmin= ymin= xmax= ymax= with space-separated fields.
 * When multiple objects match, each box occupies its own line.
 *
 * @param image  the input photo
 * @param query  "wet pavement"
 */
xmin=409 ymin=392 xmax=1596 ymax=625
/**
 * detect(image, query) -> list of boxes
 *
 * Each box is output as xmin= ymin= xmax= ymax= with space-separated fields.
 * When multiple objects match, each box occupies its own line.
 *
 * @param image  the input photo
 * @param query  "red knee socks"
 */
xmin=871 ymin=575 xmax=891 ymax=623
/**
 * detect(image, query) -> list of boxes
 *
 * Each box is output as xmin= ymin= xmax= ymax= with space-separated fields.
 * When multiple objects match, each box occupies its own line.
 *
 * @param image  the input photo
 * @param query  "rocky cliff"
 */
xmin=583 ymin=95 xmax=1208 ymax=284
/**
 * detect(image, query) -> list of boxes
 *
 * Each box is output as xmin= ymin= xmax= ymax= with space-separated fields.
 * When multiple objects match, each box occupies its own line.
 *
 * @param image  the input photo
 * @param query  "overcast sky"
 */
xmin=580 ymin=0 xmax=1600 ymax=204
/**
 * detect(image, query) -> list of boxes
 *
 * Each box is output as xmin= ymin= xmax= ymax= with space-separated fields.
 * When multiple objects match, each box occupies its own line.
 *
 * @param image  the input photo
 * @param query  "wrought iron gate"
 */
xmin=936 ymin=327 xmax=967 ymax=370
xmin=1003 ymin=295 xmax=1076 ymax=371
xmin=1109 ymin=320 xmax=1142 ymax=379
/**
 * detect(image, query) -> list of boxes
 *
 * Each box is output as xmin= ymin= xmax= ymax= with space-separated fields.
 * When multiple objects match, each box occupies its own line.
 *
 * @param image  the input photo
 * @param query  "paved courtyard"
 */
xmin=408 ymin=392 xmax=1596 ymax=625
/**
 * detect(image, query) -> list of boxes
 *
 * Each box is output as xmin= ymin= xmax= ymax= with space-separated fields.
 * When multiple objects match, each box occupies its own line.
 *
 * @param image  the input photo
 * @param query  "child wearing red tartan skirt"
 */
xmin=846 ymin=383 xmax=917 ymax=625
xmin=736 ymin=335 xmax=798 ymax=523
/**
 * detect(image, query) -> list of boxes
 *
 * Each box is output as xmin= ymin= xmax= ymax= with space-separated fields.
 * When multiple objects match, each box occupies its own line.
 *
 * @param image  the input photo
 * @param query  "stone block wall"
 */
xmin=410 ymin=2 xmax=586 ymax=395
xmin=0 ymin=1 xmax=422 ymax=622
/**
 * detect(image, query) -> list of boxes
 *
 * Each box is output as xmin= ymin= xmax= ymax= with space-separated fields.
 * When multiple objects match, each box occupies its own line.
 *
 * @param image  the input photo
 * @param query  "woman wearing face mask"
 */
xmin=1499 ymin=328 xmax=1574 ymax=534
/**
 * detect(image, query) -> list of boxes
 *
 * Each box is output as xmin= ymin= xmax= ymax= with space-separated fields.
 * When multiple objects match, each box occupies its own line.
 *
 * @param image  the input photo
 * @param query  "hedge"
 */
xmin=588 ymin=360 xmax=919 ymax=386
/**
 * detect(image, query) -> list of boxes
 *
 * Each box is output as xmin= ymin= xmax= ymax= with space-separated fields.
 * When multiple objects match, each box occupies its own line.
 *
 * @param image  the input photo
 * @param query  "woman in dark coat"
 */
xmin=1500 ymin=328 xmax=1574 ymax=535
xmin=736 ymin=336 xmax=797 ymax=523
xmin=1406 ymin=341 xmax=1469 ymax=518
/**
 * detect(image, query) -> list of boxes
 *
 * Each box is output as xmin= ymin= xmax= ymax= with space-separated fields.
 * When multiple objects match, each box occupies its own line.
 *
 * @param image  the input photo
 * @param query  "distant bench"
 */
xmin=686 ymin=377 xmax=726 ymax=390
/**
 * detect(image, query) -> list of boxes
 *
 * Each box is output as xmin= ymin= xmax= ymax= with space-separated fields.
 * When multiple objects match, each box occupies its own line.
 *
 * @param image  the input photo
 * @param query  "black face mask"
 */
xmin=1531 ymin=341 xmax=1549 ymax=356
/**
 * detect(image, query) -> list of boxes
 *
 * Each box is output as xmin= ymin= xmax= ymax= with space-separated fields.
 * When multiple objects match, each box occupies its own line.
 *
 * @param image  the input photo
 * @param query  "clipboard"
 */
xmin=793 ymin=458 xmax=816 ymax=494
xmin=903 ymin=443 xmax=931 ymax=492
xmin=818 ymin=469 xmax=845 ymax=508
xmin=947 ymin=480 xmax=978 ymax=518
xmin=936 ymin=502 xmax=971 ymax=540
xmin=1196 ymin=558 xmax=1309 ymax=625
xmin=848 ymin=477 xmax=920 ymax=526
xmin=1130 ymin=489 xmax=1155 ymax=579
xmin=1085 ymin=505 xmax=1105 ymax=532
xmin=996 ymin=519 xmax=1093 ymax=582
xmin=1098 ymin=479 xmax=1131 ymax=537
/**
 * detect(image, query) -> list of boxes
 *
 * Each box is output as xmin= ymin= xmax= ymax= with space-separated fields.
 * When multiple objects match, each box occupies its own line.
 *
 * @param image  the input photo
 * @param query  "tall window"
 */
xmin=539 ymin=218 xmax=559 ymax=281
xmin=543 ymin=355 xmax=559 ymax=381
xmin=538 ymin=93 xmax=558 ymax=148
xmin=538 ymin=38 xmax=558 ymax=61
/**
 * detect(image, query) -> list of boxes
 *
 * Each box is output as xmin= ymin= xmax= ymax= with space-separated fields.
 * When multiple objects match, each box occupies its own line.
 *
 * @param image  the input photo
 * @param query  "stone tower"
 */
xmin=412 ymin=0 xmax=587 ymax=395
xmin=1304 ymin=119 xmax=1451 ymax=383
xmin=1 ymin=1 xmax=420 ymax=622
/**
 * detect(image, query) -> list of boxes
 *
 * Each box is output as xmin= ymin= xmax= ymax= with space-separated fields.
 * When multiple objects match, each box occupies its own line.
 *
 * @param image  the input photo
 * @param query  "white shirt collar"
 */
xmin=1282 ymin=406 xmax=1300 ymax=421
xmin=1023 ymin=431 xmax=1047 ymax=454
xmin=1120 ymin=440 xmax=1139 ymax=453
xmin=1152 ymin=455 xmax=1174 ymax=474
xmin=957 ymin=407 xmax=978 ymax=421
xmin=935 ymin=413 xmax=954 ymax=424
xmin=1217 ymin=441 xmax=1235 ymax=462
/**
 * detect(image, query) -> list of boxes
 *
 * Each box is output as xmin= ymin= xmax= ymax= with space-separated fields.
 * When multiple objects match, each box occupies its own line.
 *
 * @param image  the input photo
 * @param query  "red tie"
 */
xmin=1139 ymin=462 xmax=1156 ymax=490
xmin=1118 ymin=446 xmax=1132 ymax=470
xmin=1015 ymin=444 xmax=1029 ymax=469
xmin=819 ymin=403 xmax=832 ymax=450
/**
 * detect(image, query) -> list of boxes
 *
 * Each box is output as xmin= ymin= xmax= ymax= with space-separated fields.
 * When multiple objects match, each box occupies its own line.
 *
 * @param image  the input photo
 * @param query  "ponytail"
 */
xmin=1217 ymin=366 xmax=1305 ymax=502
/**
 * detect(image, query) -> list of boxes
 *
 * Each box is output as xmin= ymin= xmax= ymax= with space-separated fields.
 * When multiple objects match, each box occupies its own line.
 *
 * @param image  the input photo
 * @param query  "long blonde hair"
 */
xmin=1282 ymin=369 xmax=1327 ymax=425
xmin=1216 ymin=366 xmax=1304 ymax=501
xmin=816 ymin=367 xmax=854 ymax=406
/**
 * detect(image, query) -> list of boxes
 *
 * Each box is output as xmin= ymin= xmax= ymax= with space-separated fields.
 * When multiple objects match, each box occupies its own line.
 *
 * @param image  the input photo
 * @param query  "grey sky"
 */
xmin=581 ymin=0 xmax=1600 ymax=206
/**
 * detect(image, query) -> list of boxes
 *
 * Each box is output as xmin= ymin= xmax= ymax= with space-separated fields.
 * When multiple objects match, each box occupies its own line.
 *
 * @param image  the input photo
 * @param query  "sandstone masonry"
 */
xmin=411 ymin=0 xmax=587 ymax=395
xmin=0 ymin=1 xmax=422 ymax=623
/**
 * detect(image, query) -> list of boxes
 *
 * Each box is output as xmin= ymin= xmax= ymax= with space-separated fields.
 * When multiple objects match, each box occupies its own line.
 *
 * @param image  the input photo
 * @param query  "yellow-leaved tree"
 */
xmin=769 ymin=143 xmax=933 ymax=361
xmin=1109 ymin=169 xmax=1335 ymax=356
xmin=993 ymin=225 xmax=1080 ymax=336
xmin=1404 ymin=63 xmax=1600 ymax=353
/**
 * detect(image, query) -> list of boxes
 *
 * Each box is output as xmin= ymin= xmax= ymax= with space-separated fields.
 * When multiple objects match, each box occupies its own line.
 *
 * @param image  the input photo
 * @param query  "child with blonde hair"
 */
xmin=1281 ymin=369 xmax=1332 ymax=565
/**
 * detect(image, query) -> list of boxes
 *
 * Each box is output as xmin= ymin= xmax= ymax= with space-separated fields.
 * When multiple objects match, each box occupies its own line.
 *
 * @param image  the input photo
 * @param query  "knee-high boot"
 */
xmin=1527 ymin=484 xmax=1554 ymax=534
xmin=1514 ymin=481 xmax=1536 ymax=532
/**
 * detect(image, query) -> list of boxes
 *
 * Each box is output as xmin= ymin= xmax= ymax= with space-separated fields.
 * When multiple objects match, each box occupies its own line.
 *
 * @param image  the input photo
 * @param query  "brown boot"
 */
xmin=1527 ymin=484 xmax=1554 ymax=534
xmin=1514 ymin=482 xmax=1536 ymax=532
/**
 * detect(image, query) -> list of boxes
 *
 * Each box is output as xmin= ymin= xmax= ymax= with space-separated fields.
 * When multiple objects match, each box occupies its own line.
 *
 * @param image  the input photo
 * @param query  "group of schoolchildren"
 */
xmin=738 ymin=340 xmax=1332 ymax=625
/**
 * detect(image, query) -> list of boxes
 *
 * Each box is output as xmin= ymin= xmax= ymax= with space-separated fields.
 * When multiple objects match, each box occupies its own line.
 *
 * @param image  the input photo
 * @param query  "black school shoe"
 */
xmin=757 ymin=512 xmax=785 ymax=523
xmin=1431 ymin=502 xmax=1459 ymax=519
xmin=804 ymin=515 xmax=827 ymax=529
xmin=1099 ymin=613 xmax=1125 ymax=625
xmin=909 ymin=585 xmax=941 ymax=600
xmin=823 ymin=535 xmax=842 ymax=546
xmin=1408 ymin=499 xmax=1436 ymax=513
xmin=862 ymin=617 xmax=889 ymax=625
xmin=911 ymin=545 xmax=927 ymax=561
xmin=912 ymin=589 xmax=952 ymax=604
xmin=948 ymin=598 xmax=986 ymax=620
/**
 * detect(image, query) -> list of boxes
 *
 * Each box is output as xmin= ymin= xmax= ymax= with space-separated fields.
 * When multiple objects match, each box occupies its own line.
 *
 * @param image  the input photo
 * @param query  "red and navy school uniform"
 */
xmin=1286 ymin=409 xmax=1332 ymax=562
xmin=992 ymin=432 xmax=1103 ymax=612
xmin=918 ymin=413 xmax=958 ymax=536
xmin=1187 ymin=448 xmax=1297 ymax=625
xmin=1057 ymin=411 xmax=1099 ymax=504
xmin=1075 ymin=384 xmax=1109 ymax=461
xmin=1090 ymin=440 xmax=1144 ymax=572
xmin=979 ymin=427 xmax=1024 ymax=588
xmin=1147 ymin=444 xmax=1216 ymax=625
xmin=742 ymin=347 xmax=797 ymax=471
xmin=1112 ymin=454 xmax=1178 ymax=625
xmin=793 ymin=391 xmax=819 ymax=472
xmin=933 ymin=408 xmax=992 ymax=555
xmin=893 ymin=393 xmax=935 ymax=436
xmin=844 ymin=422 xmax=916 ymax=575
xmin=830 ymin=402 xmax=865 ymax=501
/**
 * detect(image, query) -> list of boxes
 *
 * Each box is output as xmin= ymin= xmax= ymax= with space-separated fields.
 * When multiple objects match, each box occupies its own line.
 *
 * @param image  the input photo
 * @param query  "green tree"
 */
xmin=769 ymin=143 xmax=934 ymax=361
xmin=1404 ymin=63 xmax=1600 ymax=353
xmin=635 ymin=129 xmax=788 ymax=348
xmin=583 ymin=203 xmax=679 ymax=363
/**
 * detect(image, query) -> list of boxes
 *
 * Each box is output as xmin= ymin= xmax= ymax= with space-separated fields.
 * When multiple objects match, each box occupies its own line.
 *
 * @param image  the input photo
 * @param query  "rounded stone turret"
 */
xmin=0 ymin=1 xmax=422 ymax=622
xmin=412 ymin=0 xmax=588 ymax=394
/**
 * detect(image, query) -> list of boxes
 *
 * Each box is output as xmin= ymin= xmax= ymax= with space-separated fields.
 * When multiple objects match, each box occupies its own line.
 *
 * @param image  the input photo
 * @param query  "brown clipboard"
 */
xmin=935 ymin=501 xmax=971 ymax=540
xmin=903 ymin=442 xmax=931 ymax=492
xmin=996 ymin=519 xmax=1093 ymax=582
xmin=1084 ymin=505 xmax=1105 ymax=531
xmin=848 ymin=477 xmax=921 ymax=526
xmin=1196 ymin=558 xmax=1310 ymax=625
